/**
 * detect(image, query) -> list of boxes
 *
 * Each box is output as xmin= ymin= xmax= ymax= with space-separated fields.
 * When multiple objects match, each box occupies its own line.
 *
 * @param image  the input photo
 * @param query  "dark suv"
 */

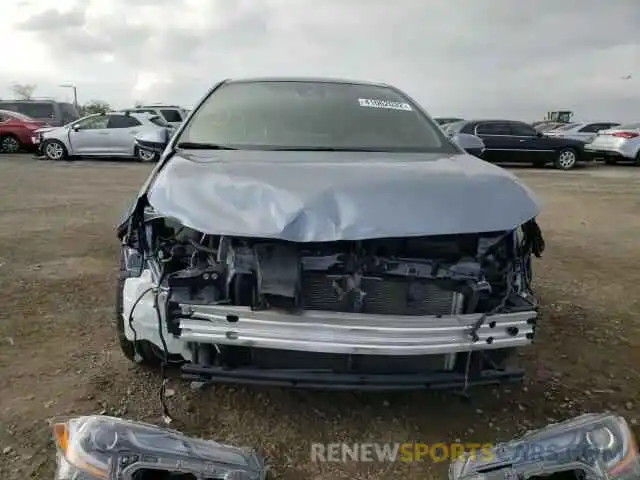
xmin=447 ymin=119 xmax=589 ymax=170
xmin=0 ymin=100 xmax=79 ymax=127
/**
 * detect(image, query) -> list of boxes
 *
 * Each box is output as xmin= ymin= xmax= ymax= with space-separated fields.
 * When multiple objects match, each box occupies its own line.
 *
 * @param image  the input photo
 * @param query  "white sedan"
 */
xmin=34 ymin=111 xmax=172 ymax=161
xmin=543 ymin=121 xmax=620 ymax=143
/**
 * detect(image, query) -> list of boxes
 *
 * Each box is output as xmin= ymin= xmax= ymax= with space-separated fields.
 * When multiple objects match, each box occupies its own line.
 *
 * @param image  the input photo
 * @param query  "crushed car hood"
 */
xmin=145 ymin=150 xmax=541 ymax=242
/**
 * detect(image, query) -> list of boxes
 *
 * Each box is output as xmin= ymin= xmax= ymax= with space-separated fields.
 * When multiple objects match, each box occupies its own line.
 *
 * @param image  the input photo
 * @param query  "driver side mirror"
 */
xmin=536 ymin=131 xmax=543 ymax=137
xmin=71 ymin=124 xmax=80 ymax=132
xmin=451 ymin=132 xmax=485 ymax=158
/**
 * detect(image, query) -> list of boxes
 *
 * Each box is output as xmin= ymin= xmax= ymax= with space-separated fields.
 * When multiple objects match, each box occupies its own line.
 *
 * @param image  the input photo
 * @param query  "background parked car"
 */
xmin=533 ymin=121 xmax=566 ymax=132
xmin=0 ymin=99 xmax=79 ymax=127
xmin=584 ymin=122 xmax=640 ymax=165
xmin=0 ymin=109 xmax=49 ymax=153
xmin=544 ymin=121 xmax=620 ymax=143
xmin=36 ymin=111 xmax=171 ymax=162
xmin=124 ymin=105 xmax=187 ymax=128
xmin=450 ymin=119 xmax=590 ymax=169
xmin=434 ymin=117 xmax=464 ymax=126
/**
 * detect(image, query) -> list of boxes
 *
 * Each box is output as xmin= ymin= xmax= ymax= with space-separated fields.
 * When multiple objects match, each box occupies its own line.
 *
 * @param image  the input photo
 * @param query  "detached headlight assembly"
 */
xmin=450 ymin=413 xmax=639 ymax=479
xmin=53 ymin=415 xmax=266 ymax=480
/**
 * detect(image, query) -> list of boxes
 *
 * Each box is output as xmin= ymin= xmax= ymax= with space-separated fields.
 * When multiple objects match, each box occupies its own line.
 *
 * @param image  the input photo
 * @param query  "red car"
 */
xmin=0 ymin=109 xmax=49 ymax=153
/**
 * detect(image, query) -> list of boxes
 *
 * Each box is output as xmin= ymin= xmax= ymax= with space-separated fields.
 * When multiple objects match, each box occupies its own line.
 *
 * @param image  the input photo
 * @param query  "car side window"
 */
xmin=475 ymin=122 xmax=510 ymax=135
xmin=76 ymin=115 xmax=109 ymax=130
xmin=107 ymin=115 xmax=142 ymax=128
xmin=579 ymin=123 xmax=605 ymax=133
xmin=148 ymin=115 xmax=169 ymax=127
xmin=509 ymin=122 xmax=537 ymax=136
xmin=59 ymin=103 xmax=79 ymax=123
xmin=160 ymin=109 xmax=183 ymax=123
xmin=16 ymin=102 xmax=55 ymax=119
xmin=459 ymin=123 xmax=475 ymax=134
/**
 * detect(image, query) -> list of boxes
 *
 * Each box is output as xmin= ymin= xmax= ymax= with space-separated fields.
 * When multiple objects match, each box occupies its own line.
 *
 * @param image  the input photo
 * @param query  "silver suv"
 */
xmin=124 ymin=105 xmax=187 ymax=128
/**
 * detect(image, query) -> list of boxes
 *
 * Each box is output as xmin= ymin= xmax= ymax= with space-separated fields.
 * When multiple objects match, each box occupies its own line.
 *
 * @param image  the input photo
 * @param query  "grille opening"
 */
xmin=301 ymin=273 xmax=460 ymax=316
xmin=530 ymin=470 xmax=586 ymax=480
xmin=132 ymin=470 xmax=197 ymax=480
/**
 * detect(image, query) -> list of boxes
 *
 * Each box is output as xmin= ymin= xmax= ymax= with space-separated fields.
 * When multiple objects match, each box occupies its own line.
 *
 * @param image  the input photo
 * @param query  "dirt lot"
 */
xmin=0 ymin=155 xmax=638 ymax=479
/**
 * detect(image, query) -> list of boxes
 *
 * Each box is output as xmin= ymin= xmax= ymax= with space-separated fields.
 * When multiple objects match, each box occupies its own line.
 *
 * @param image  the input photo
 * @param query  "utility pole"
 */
xmin=59 ymin=84 xmax=78 ymax=110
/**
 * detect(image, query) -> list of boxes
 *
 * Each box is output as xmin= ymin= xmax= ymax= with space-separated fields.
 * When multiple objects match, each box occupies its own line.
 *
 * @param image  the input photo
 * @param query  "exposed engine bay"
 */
xmin=118 ymin=208 xmax=544 ymax=388
xmin=131 ymin=214 xmax=545 ymax=319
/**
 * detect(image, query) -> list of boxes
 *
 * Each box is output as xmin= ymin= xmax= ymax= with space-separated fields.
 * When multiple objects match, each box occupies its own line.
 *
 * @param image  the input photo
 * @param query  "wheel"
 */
xmin=634 ymin=152 xmax=640 ymax=166
xmin=136 ymin=146 xmax=157 ymax=163
xmin=0 ymin=135 xmax=22 ymax=153
xmin=116 ymin=252 xmax=162 ymax=366
xmin=42 ymin=139 xmax=68 ymax=161
xmin=554 ymin=148 xmax=578 ymax=170
xmin=604 ymin=158 xmax=618 ymax=165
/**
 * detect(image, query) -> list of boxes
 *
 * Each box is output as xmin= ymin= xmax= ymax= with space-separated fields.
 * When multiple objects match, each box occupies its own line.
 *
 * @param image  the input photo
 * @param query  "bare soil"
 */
xmin=0 ymin=156 xmax=638 ymax=479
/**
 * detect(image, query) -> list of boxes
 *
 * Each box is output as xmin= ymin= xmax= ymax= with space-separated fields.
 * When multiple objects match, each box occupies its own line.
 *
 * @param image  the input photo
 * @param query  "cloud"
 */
xmin=17 ymin=6 xmax=86 ymax=31
xmin=1 ymin=0 xmax=639 ymax=121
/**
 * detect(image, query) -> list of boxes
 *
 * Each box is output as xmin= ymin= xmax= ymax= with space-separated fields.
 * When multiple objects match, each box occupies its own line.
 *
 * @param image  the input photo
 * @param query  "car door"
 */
xmin=472 ymin=121 xmax=522 ymax=163
xmin=68 ymin=115 xmax=111 ymax=155
xmin=106 ymin=114 xmax=143 ymax=156
xmin=510 ymin=121 xmax=555 ymax=164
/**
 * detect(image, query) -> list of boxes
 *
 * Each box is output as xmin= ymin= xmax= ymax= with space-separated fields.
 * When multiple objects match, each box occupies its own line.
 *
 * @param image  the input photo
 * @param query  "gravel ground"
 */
xmin=0 ymin=155 xmax=638 ymax=479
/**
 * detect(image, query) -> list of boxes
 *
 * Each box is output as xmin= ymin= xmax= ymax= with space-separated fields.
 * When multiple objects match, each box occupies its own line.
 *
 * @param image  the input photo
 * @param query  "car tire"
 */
xmin=553 ymin=148 xmax=578 ymax=170
xmin=604 ymin=158 xmax=618 ymax=165
xmin=135 ymin=146 xmax=157 ymax=163
xmin=634 ymin=152 xmax=640 ymax=166
xmin=42 ymin=139 xmax=68 ymax=161
xmin=0 ymin=135 xmax=22 ymax=153
xmin=116 ymin=253 xmax=162 ymax=367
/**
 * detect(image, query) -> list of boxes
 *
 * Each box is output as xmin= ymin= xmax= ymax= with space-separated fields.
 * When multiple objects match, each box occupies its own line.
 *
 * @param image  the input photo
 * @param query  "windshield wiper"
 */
xmin=268 ymin=146 xmax=387 ymax=152
xmin=176 ymin=142 xmax=238 ymax=150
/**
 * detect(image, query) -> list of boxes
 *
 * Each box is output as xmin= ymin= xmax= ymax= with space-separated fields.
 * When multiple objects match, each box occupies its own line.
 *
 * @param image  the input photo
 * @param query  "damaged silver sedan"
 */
xmin=116 ymin=77 xmax=545 ymax=391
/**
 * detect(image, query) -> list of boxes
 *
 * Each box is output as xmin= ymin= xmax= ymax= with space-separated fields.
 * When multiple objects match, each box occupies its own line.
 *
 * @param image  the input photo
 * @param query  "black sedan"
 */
xmin=447 ymin=119 xmax=591 ymax=169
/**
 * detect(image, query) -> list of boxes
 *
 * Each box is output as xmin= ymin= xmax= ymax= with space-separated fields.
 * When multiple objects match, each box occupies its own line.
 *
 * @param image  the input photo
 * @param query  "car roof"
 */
xmin=467 ymin=119 xmax=531 ymax=124
xmin=223 ymin=76 xmax=392 ymax=88
xmin=136 ymin=105 xmax=181 ymax=108
xmin=111 ymin=111 xmax=156 ymax=119
xmin=0 ymin=99 xmax=59 ymax=104
xmin=557 ymin=121 xmax=620 ymax=128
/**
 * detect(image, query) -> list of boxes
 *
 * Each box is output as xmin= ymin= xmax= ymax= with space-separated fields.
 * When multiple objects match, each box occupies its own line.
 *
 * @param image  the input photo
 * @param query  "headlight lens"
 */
xmin=449 ymin=414 xmax=639 ymax=479
xmin=584 ymin=416 xmax=638 ymax=476
xmin=53 ymin=415 xmax=265 ymax=480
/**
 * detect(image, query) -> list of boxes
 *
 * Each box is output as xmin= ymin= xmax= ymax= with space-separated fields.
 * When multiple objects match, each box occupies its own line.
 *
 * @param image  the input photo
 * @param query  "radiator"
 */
xmin=301 ymin=273 xmax=463 ymax=316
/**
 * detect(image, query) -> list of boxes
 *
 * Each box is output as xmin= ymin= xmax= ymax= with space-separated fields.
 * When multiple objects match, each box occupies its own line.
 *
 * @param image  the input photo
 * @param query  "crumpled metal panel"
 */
xmin=146 ymin=150 xmax=541 ymax=242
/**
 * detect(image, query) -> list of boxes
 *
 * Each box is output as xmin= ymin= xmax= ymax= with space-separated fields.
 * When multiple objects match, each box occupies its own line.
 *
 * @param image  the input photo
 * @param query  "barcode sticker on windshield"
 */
xmin=358 ymin=98 xmax=412 ymax=111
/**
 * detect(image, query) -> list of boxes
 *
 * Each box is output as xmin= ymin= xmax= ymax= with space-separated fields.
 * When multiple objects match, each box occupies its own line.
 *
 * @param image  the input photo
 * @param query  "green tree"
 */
xmin=80 ymin=100 xmax=111 ymax=115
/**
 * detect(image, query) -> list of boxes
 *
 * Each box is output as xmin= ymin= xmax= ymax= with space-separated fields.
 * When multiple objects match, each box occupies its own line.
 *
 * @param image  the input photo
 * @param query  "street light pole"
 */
xmin=59 ymin=84 xmax=78 ymax=110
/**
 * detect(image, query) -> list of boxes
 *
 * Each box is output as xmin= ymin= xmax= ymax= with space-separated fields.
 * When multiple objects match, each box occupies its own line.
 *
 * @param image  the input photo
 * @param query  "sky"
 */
xmin=2 ymin=0 xmax=639 ymax=122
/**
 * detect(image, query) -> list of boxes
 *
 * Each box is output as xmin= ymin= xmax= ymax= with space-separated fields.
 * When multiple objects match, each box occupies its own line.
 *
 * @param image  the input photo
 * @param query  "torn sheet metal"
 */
xmin=145 ymin=150 xmax=541 ymax=242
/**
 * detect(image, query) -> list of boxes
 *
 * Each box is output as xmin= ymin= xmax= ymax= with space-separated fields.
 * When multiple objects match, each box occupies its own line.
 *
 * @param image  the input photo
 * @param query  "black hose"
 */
xmin=127 ymin=287 xmax=155 ymax=353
